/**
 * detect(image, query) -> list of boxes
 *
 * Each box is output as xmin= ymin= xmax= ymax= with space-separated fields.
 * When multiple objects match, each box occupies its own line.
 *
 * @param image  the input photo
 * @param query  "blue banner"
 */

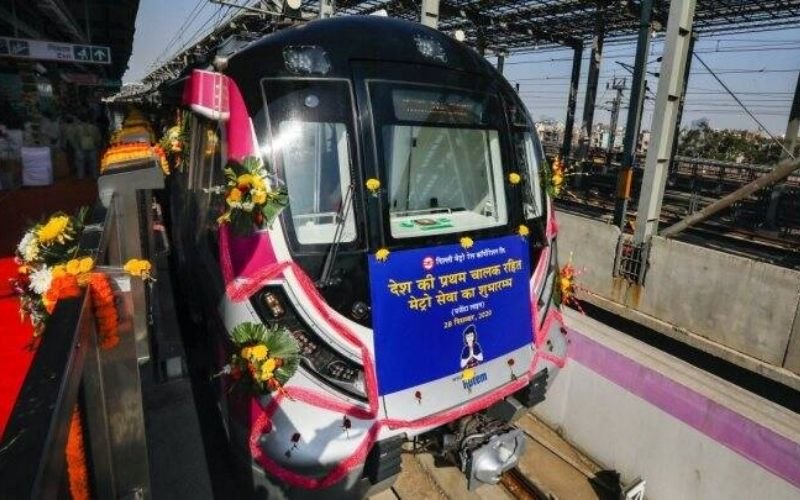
xmin=368 ymin=235 xmax=534 ymax=395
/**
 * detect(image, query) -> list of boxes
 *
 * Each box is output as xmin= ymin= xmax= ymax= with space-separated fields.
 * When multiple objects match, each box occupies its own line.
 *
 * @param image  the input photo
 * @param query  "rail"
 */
xmin=0 ymin=161 xmax=164 ymax=499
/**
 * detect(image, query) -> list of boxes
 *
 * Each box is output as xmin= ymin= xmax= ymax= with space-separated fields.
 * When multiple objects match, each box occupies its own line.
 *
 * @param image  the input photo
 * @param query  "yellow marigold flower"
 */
xmin=460 ymin=236 xmax=474 ymax=249
xmin=252 ymin=176 xmax=265 ymax=189
xmin=365 ymin=178 xmax=381 ymax=192
xmin=518 ymin=224 xmax=530 ymax=237
xmin=508 ymin=172 xmax=521 ymax=184
xmin=37 ymin=215 xmax=70 ymax=244
xmin=260 ymin=358 xmax=277 ymax=381
xmin=462 ymin=367 xmax=475 ymax=381
xmin=228 ymin=188 xmax=242 ymax=203
xmin=66 ymin=259 xmax=82 ymax=275
xmin=251 ymin=190 xmax=267 ymax=205
xmin=123 ymin=258 xmax=152 ymax=278
xmin=241 ymin=346 xmax=252 ymax=359
xmin=78 ymin=257 xmax=94 ymax=273
xmin=51 ymin=264 xmax=66 ymax=278
xmin=375 ymin=248 xmax=390 ymax=262
xmin=237 ymin=174 xmax=253 ymax=187
xmin=251 ymin=344 xmax=269 ymax=361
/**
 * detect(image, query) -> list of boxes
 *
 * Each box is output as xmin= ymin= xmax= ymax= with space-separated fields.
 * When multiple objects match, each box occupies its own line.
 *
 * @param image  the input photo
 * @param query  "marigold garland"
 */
xmin=89 ymin=273 xmax=119 ymax=350
xmin=100 ymin=143 xmax=169 ymax=176
xmin=66 ymin=406 xmax=91 ymax=500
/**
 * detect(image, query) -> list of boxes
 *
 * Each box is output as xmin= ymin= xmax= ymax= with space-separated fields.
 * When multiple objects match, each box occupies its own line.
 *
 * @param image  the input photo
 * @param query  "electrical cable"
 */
xmin=692 ymin=53 xmax=795 ymax=159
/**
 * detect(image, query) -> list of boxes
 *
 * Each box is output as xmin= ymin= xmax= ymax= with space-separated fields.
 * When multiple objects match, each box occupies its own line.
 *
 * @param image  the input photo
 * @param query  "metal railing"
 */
xmin=0 ymin=160 xmax=164 ymax=500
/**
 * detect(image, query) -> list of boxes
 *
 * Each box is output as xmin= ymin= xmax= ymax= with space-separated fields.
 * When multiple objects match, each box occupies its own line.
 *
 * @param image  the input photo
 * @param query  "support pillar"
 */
xmin=577 ymin=18 xmax=605 ymax=168
xmin=634 ymin=0 xmax=697 ymax=244
xmin=668 ymin=34 xmax=696 ymax=175
xmin=783 ymin=71 xmax=800 ymax=160
xmin=497 ymin=53 xmax=505 ymax=74
xmin=421 ymin=0 xmax=440 ymax=29
xmin=562 ymin=42 xmax=583 ymax=162
xmin=612 ymin=0 xmax=654 ymax=229
xmin=766 ymin=71 xmax=800 ymax=228
xmin=319 ymin=0 xmax=334 ymax=19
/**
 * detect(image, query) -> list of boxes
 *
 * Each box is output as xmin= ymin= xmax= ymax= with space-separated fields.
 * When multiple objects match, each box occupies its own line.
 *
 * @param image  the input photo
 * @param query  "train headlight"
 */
xmin=413 ymin=35 xmax=447 ymax=63
xmin=262 ymin=292 xmax=285 ymax=318
xmin=283 ymin=46 xmax=332 ymax=75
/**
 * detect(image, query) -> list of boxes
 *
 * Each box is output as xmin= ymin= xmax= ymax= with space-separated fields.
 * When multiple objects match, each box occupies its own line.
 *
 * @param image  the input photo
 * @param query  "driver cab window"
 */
xmin=262 ymin=79 xmax=357 ymax=247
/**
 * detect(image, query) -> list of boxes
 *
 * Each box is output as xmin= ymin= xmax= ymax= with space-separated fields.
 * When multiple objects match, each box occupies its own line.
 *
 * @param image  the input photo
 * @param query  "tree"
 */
xmin=677 ymin=123 xmax=783 ymax=165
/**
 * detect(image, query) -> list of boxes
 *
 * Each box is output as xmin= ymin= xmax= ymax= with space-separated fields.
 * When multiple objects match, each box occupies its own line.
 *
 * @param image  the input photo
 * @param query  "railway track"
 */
xmin=372 ymin=413 xmax=615 ymax=500
xmin=554 ymin=196 xmax=800 ymax=269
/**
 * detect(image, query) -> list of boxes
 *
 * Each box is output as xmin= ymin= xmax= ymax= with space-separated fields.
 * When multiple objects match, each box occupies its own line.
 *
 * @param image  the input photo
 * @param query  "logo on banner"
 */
xmin=422 ymin=256 xmax=434 ymax=271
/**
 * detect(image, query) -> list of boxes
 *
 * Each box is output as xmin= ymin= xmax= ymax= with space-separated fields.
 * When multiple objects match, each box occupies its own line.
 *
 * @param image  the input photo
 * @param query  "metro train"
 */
xmin=166 ymin=15 xmax=568 ymax=498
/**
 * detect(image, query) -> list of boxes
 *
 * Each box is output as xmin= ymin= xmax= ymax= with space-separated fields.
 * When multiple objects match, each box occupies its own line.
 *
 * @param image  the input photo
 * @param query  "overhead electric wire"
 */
xmin=146 ymin=0 xmax=207 ymax=72
xmin=692 ymin=53 xmax=795 ymax=159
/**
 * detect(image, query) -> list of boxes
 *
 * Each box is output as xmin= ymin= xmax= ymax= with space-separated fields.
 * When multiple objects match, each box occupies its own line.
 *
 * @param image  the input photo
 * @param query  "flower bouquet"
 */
xmin=12 ymin=210 xmax=87 ymax=332
xmin=220 ymin=322 xmax=300 ymax=394
xmin=159 ymin=112 xmax=189 ymax=171
xmin=217 ymin=156 xmax=288 ymax=236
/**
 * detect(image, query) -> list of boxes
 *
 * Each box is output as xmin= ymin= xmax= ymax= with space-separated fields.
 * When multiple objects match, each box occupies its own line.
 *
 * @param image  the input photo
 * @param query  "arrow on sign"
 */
xmin=93 ymin=48 xmax=107 ymax=61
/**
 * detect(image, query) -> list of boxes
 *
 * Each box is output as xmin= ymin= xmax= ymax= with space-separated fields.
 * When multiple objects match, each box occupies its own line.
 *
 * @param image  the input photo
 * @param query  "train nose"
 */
xmin=464 ymin=428 xmax=527 ymax=489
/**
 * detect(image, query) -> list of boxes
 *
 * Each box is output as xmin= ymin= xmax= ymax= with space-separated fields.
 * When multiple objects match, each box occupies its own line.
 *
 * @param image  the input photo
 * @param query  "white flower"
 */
xmin=242 ymin=202 xmax=254 ymax=212
xmin=18 ymin=231 xmax=39 ymax=262
xmin=29 ymin=267 xmax=53 ymax=294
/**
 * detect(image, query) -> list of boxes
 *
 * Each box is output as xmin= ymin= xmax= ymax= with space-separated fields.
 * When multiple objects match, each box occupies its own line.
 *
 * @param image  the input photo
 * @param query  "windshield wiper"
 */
xmin=317 ymin=183 xmax=354 ymax=288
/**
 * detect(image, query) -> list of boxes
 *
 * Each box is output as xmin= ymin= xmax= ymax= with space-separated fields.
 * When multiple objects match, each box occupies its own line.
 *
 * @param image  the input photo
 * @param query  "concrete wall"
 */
xmin=536 ymin=310 xmax=800 ymax=500
xmin=555 ymin=210 xmax=800 ymax=385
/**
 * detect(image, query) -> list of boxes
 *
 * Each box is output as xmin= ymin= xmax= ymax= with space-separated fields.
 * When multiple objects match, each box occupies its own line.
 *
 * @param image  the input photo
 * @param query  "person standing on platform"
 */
xmin=72 ymin=114 xmax=101 ymax=179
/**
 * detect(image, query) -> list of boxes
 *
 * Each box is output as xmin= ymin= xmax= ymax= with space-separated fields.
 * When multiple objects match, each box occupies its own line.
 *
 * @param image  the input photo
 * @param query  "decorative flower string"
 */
xmin=555 ymin=252 xmax=585 ymax=314
xmin=89 ymin=273 xmax=120 ymax=350
xmin=66 ymin=406 xmax=90 ymax=500
xmin=543 ymin=155 xmax=586 ymax=199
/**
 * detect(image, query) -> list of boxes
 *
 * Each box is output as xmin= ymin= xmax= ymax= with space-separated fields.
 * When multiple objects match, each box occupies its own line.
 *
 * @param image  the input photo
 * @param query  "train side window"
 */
xmin=516 ymin=130 xmax=544 ymax=219
xmin=193 ymin=121 xmax=223 ymax=242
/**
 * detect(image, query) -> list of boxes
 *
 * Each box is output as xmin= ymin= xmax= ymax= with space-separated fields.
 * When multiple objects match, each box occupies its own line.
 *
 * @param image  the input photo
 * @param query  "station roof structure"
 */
xmin=116 ymin=0 xmax=800 ymax=102
xmin=327 ymin=0 xmax=800 ymax=52
xmin=0 ymin=0 xmax=140 ymax=81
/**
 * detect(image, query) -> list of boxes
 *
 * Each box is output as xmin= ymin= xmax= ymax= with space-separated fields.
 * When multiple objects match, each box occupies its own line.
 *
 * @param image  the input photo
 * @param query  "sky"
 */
xmin=123 ymin=0 xmax=800 ymax=136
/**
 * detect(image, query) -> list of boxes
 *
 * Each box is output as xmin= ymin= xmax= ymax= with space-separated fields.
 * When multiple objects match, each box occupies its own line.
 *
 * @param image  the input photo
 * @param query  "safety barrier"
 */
xmin=0 ymin=161 xmax=163 ymax=499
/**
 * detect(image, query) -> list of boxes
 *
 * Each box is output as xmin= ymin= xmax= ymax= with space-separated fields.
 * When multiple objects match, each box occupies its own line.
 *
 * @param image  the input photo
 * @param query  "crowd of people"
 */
xmin=0 ymin=99 xmax=109 ymax=184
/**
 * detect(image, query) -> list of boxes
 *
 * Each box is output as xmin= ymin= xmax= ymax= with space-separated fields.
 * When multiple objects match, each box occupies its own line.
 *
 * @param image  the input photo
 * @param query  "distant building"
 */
xmin=534 ymin=120 xmax=565 ymax=148
xmin=637 ymin=130 xmax=651 ymax=153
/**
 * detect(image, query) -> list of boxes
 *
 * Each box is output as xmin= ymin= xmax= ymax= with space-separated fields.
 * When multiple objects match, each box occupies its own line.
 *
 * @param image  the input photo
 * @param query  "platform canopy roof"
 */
xmin=0 ymin=0 xmax=140 ymax=80
xmin=116 ymin=0 xmax=800 ymax=102
xmin=322 ymin=0 xmax=800 ymax=52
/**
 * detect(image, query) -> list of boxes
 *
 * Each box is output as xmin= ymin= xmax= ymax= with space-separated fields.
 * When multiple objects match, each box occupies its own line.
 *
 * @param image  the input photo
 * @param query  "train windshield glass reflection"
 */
xmin=262 ymin=79 xmax=357 ymax=246
xmin=370 ymin=83 xmax=508 ymax=239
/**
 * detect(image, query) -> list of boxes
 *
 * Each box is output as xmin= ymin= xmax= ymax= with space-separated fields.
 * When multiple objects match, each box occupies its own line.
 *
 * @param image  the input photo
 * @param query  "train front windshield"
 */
xmin=369 ymin=83 xmax=508 ymax=239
